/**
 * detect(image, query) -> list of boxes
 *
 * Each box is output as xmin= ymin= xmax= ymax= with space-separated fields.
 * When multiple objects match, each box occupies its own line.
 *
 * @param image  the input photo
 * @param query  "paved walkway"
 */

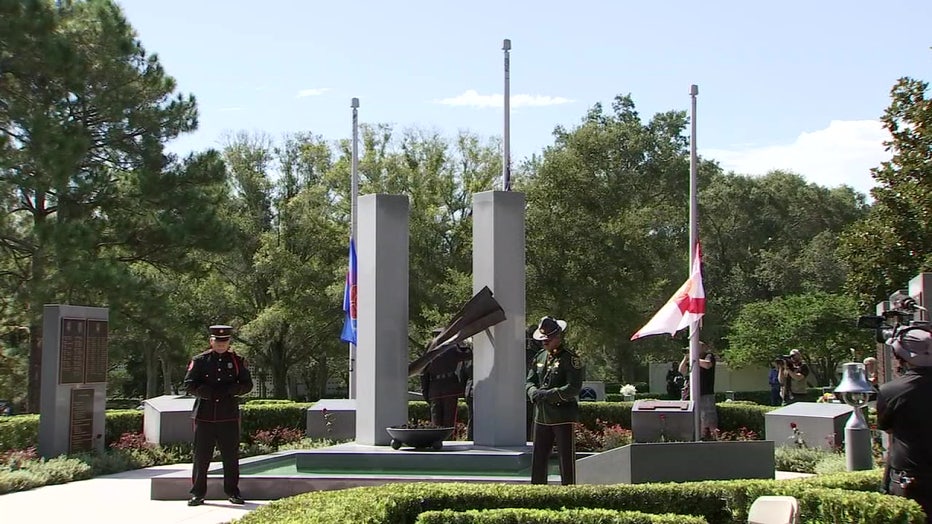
xmin=0 ymin=464 xmax=269 ymax=524
xmin=0 ymin=463 xmax=813 ymax=524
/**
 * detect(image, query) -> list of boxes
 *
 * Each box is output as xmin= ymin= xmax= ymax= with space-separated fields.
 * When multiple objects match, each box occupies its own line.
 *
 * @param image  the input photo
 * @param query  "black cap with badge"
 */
xmin=209 ymin=325 xmax=233 ymax=340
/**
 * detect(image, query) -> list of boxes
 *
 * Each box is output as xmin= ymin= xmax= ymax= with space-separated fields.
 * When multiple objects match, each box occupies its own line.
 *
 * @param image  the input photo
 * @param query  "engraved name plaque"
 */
xmin=59 ymin=318 xmax=86 ymax=385
xmin=84 ymin=320 xmax=109 ymax=383
xmin=69 ymin=388 xmax=95 ymax=453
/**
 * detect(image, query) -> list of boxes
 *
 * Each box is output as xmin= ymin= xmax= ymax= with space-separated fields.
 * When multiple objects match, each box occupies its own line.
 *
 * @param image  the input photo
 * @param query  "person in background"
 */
xmin=679 ymin=341 xmax=717 ymax=438
xmin=183 ymin=325 xmax=253 ymax=507
xmin=780 ymin=349 xmax=811 ymax=404
xmin=455 ymin=338 xmax=474 ymax=440
xmin=420 ymin=329 xmax=470 ymax=428
xmin=864 ymin=356 xmax=879 ymax=388
xmin=666 ymin=362 xmax=684 ymax=400
xmin=769 ymin=359 xmax=783 ymax=406
xmin=526 ymin=316 xmax=583 ymax=485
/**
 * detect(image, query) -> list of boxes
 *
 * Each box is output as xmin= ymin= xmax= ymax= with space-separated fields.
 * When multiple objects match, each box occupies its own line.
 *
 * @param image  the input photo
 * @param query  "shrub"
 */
xmin=0 ymin=456 xmax=92 ymax=494
xmin=774 ymin=445 xmax=830 ymax=474
xmin=249 ymin=427 xmax=305 ymax=447
xmin=235 ymin=478 xmax=926 ymax=524
xmin=416 ymin=508 xmax=709 ymax=524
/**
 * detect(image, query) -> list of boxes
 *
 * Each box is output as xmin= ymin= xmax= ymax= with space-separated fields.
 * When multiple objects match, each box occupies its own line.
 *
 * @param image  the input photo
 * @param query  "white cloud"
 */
xmin=702 ymin=120 xmax=892 ymax=197
xmin=296 ymin=88 xmax=331 ymax=98
xmin=434 ymin=89 xmax=573 ymax=109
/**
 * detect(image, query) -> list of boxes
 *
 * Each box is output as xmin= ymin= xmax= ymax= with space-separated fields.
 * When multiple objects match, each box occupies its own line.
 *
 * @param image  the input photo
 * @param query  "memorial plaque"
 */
xmin=59 ymin=318 xmax=86 ymax=384
xmin=69 ymin=388 xmax=94 ymax=453
xmin=84 ymin=320 xmax=108 ymax=383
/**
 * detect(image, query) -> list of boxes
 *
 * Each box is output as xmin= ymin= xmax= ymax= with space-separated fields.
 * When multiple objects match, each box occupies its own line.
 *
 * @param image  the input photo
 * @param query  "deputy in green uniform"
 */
xmin=525 ymin=316 xmax=583 ymax=485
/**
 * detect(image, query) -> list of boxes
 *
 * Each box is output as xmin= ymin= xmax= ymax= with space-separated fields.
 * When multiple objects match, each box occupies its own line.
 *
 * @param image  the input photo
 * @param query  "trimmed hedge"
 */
xmin=236 ymin=482 xmax=731 ymax=524
xmin=234 ymin=473 xmax=926 ymax=524
xmin=0 ymin=400 xmax=774 ymax=453
xmin=416 ymin=508 xmax=708 ymax=524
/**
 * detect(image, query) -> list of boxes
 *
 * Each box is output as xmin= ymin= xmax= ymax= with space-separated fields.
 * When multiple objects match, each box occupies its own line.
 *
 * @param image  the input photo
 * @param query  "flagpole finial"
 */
xmin=351 ymin=97 xmax=359 ymax=108
xmin=690 ymin=84 xmax=698 ymax=96
xmin=503 ymin=39 xmax=511 ymax=50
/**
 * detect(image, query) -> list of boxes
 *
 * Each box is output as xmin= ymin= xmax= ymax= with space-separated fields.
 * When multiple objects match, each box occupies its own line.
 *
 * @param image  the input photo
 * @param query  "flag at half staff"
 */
xmin=340 ymin=238 xmax=358 ymax=345
xmin=630 ymin=243 xmax=705 ymax=340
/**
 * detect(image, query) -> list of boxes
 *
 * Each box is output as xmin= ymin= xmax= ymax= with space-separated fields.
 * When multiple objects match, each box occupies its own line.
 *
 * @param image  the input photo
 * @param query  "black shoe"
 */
xmin=188 ymin=496 xmax=204 ymax=506
xmin=228 ymin=495 xmax=245 ymax=505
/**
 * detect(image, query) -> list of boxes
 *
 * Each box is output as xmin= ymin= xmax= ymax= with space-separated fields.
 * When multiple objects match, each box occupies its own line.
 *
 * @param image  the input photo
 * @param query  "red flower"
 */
xmin=659 ymin=414 xmax=666 ymax=421
xmin=790 ymin=422 xmax=797 ymax=429
xmin=322 ymin=408 xmax=328 ymax=415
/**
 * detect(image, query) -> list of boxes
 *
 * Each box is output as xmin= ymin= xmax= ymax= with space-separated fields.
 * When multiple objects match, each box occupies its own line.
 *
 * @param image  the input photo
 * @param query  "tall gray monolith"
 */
xmin=38 ymin=304 xmax=109 ymax=458
xmin=355 ymin=194 xmax=410 ymax=446
xmin=471 ymin=191 xmax=527 ymax=447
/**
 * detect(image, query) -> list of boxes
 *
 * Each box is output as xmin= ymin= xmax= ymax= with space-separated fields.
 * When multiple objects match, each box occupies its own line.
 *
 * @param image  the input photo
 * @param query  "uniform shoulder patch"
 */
xmin=571 ymin=355 xmax=582 ymax=369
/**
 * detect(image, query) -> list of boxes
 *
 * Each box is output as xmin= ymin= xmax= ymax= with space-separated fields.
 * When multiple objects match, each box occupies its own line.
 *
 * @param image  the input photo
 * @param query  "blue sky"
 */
xmin=116 ymin=0 xmax=931 ymax=196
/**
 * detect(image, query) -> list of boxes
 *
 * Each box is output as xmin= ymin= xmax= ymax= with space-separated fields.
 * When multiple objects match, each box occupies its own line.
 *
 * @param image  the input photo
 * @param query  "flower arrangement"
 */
xmin=816 ymin=392 xmax=837 ymax=403
xmin=620 ymin=384 xmax=637 ymax=397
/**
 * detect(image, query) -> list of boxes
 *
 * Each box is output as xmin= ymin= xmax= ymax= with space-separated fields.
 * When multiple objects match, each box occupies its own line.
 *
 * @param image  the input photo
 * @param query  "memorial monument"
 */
xmin=38 ymin=304 xmax=109 ymax=458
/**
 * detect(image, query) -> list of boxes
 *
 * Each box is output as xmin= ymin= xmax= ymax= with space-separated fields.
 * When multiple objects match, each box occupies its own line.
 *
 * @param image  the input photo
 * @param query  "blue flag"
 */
xmin=340 ymin=238 xmax=357 ymax=344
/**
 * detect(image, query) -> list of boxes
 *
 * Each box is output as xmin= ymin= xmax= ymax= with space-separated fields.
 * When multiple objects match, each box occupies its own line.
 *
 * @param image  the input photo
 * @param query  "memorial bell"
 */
xmin=834 ymin=362 xmax=874 ymax=406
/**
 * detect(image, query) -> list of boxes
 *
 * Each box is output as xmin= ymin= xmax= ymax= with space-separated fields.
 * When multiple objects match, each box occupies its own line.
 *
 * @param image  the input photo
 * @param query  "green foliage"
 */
xmin=0 ymin=414 xmax=39 ymax=451
xmin=236 ymin=475 xmax=925 ymax=524
xmin=0 ymin=0 xmax=235 ymax=408
xmin=239 ymin=402 xmax=311 ymax=441
xmin=726 ymin=292 xmax=873 ymax=384
xmin=0 ymin=456 xmax=91 ymax=494
xmin=840 ymin=76 xmax=932 ymax=304
xmin=774 ymin=446 xmax=832 ymax=474
xmin=415 ymin=508 xmax=708 ymax=524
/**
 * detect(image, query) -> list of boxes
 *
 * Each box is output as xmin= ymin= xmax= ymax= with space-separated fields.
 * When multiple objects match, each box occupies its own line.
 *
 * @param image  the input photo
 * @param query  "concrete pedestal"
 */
xmin=307 ymin=399 xmax=356 ymax=441
xmin=143 ymin=395 xmax=196 ymax=445
xmin=576 ymin=441 xmax=775 ymax=485
xmin=764 ymin=402 xmax=852 ymax=450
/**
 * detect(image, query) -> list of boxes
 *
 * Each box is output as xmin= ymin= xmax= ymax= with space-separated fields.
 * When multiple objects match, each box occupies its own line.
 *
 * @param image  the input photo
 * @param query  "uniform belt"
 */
xmin=431 ymin=373 xmax=455 ymax=379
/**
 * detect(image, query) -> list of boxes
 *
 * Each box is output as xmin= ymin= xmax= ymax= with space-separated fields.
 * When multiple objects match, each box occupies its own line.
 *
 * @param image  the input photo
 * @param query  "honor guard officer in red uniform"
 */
xmin=183 ymin=325 xmax=253 ymax=506
xmin=525 ymin=316 xmax=583 ymax=485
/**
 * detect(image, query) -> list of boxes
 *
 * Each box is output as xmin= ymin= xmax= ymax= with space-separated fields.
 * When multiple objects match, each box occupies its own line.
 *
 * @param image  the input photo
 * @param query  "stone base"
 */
xmin=143 ymin=395 xmax=196 ymax=445
xmin=764 ymin=402 xmax=854 ymax=450
xmin=306 ymin=399 xmax=356 ymax=441
xmin=576 ymin=441 xmax=775 ymax=485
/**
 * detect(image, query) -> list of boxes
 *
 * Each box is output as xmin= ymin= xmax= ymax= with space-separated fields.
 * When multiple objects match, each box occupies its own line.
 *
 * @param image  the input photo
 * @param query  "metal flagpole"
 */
xmin=502 ymin=39 xmax=512 ymax=191
xmin=688 ymin=84 xmax=701 ymax=440
xmin=349 ymin=97 xmax=360 ymax=399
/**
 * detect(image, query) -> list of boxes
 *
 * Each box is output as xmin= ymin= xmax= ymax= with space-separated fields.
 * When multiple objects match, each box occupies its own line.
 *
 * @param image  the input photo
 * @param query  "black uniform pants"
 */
xmin=531 ymin=422 xmax=575 ymax=485
xmin=429 ymin=396 xmax=458 ymax=427
xmin=526 ymin=401 xmax=534 ymax=442
xmin=464 ymin=395 xmax=474 ymax=440
xmin=888 ymin=470 xmax=931 ymax=524
xmin=191 ymin=420 xmax=241 ymax=498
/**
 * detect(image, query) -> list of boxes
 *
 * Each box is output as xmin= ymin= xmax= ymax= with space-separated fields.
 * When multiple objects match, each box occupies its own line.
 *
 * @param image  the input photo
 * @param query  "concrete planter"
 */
xmin=576 ymin=440 xmax=775 ymax=485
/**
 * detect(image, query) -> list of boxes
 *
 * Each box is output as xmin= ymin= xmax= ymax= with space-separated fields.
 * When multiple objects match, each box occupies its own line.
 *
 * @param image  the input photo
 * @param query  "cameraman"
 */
xmin=779 ymin=349 xmax=811 ymax=404
xmin=877 ymin=327 xmax=932 ymax=522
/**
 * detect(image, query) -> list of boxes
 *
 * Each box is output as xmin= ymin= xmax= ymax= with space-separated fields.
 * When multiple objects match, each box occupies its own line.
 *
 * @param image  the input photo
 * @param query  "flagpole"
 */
xmin=349 ymin=97 xmax=360 ymax=400
xmin=688 ymin=84 xmax=701 ymax=440
xmin=502 ymin=38 xmax=512 ymax=191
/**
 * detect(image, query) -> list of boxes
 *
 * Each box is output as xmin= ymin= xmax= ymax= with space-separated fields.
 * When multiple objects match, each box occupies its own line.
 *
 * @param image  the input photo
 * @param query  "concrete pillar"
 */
xmin=355 ymin=194 xmax=409 ymax=446
xmin=908 ymin=273 xmax=932 ymax=323
xmin=471 ymin=191 xmax=527 ymax=447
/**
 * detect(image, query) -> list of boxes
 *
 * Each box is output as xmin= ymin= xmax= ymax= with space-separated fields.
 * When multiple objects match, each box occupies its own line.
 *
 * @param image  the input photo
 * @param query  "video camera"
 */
xmin=857 ymin=290 xmax=928 ymax=343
